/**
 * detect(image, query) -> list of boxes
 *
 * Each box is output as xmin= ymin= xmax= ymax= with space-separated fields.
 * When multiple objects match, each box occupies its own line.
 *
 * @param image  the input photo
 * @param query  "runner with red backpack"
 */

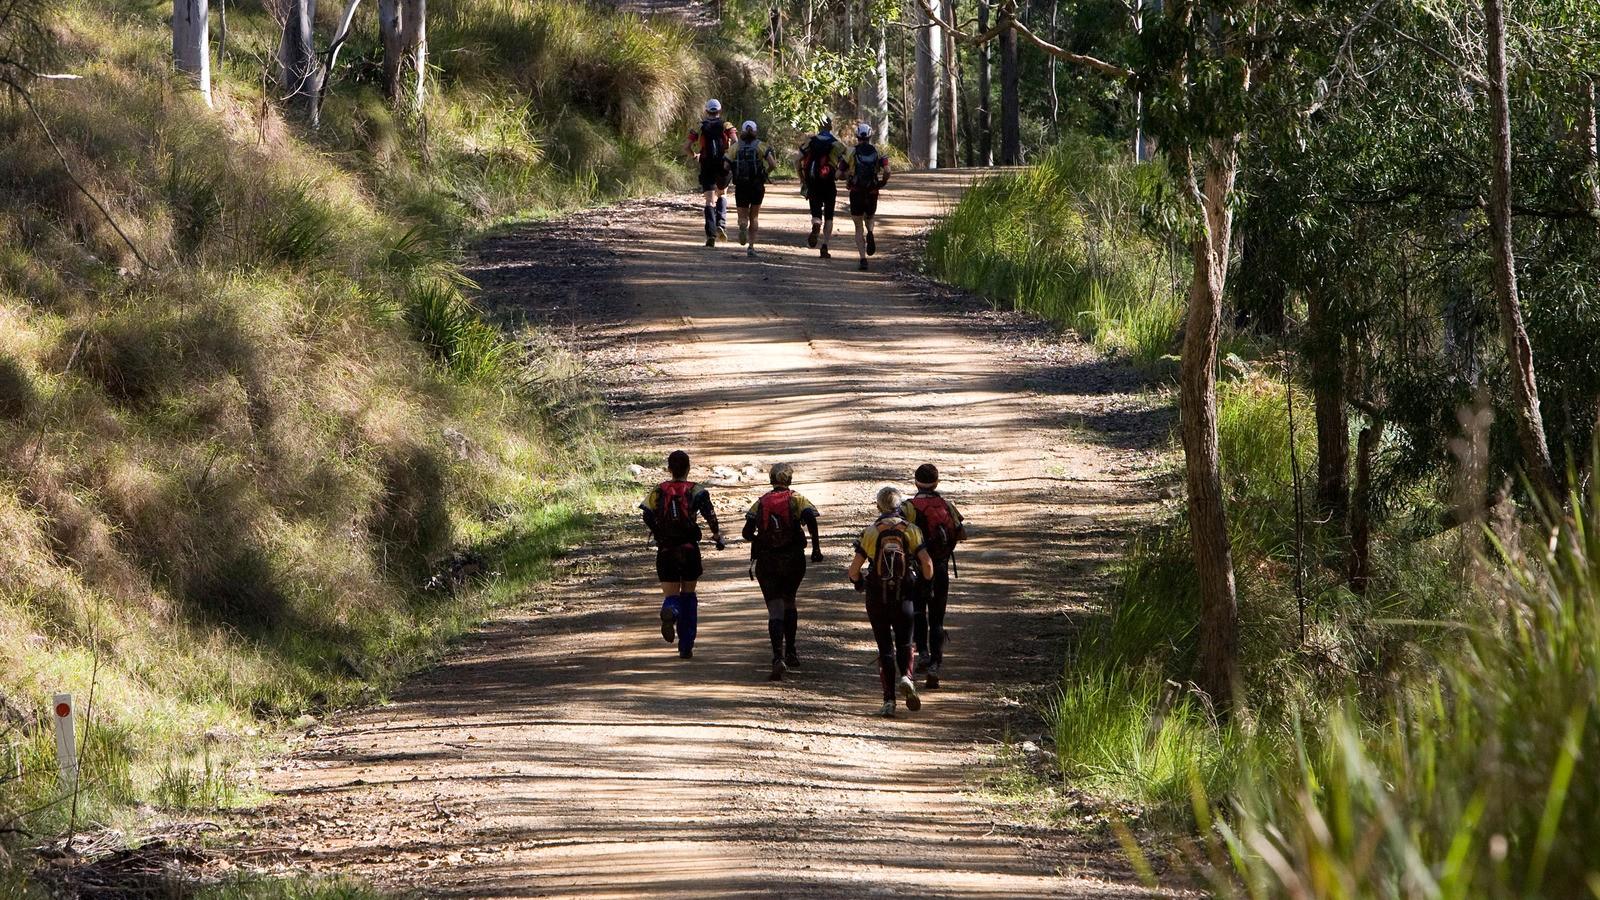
xmin=641 ymin=450 xmax=726 ymax=658
xmin=684 ymin=100 xmax=738 ymax=247
xmin=741 ymin=463 xmax=823 ymax=681
xmin=796 ymin=116 xmax=847 ymax=258
xmin=898 ymin=463 xmax=967 ymax=688
xmin=847 ymin=486 xmax=935 ymax=717
xmin=842 ymin=122 xmax=891 ymax=272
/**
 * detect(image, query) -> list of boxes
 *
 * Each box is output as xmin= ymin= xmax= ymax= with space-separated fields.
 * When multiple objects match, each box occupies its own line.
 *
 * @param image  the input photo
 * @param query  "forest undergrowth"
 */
xmin=0 ymin=0 xmax=754 ymax=886
xmin=932 ymin=139 xmax=1600 ymax=896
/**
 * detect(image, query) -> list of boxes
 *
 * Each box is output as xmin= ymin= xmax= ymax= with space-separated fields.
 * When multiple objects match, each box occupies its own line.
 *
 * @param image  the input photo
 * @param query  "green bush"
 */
xmin=926 ymin=136 xmax=1182 ymax=366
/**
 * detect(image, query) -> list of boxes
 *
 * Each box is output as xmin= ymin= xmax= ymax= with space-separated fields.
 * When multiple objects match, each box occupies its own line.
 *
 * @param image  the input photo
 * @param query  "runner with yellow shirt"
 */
xmin=847 ymin=487 xmax=934 ymax=717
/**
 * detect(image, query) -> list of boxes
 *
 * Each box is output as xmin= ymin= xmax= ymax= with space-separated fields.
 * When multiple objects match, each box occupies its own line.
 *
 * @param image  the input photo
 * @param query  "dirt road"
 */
xmin=243 ymin=172 xmax=1172 ymax=897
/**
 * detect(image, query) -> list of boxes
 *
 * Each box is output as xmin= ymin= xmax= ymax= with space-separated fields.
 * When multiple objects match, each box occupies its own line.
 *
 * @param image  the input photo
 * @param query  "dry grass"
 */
xmin=0 ymin=0 xmax=687 ymax=852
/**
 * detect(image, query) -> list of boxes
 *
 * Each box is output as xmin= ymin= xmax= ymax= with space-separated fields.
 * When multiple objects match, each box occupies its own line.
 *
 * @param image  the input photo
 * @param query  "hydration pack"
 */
xmin=803 ymin=134 xmax=837 ymax=181
xmin=911 ymin=495 xmax=958 ymax=561
xmin=733 ymin=140 xmax=765 ymax=185
xmin=699 ymin=118 xmax=729 ymax=161
xmin=656 ymin=480 xmax=698 ymax=543
xmin=754 ymin=489 xmax=795 ymax=552
xmin=849 ymin=143 xmax=883 ymax=190
xmin=871 ymin=521 xmax=912 ymax=606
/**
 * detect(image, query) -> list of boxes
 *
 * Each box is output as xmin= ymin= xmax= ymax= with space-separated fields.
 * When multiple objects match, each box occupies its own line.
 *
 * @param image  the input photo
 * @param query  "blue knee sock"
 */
xmin=703 ymin=204 xmax=714 ymax=236
xmin=679 ymin=592 xmax=699 ymax=652
xmin=661 ymin=593 xmax=680 ymax=618
xmin=716 ymin=196 xmax=727 ymax=229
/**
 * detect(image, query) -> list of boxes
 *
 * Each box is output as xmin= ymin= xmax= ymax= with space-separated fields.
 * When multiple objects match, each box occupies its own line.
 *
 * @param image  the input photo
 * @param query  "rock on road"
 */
xmin=242 ymin=171 xmax=1174 ymax=897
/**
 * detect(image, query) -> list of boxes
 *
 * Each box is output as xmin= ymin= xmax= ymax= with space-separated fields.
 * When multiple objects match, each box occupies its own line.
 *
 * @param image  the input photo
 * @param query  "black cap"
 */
xmin=914 ymin=463 xmax=939 ymax=488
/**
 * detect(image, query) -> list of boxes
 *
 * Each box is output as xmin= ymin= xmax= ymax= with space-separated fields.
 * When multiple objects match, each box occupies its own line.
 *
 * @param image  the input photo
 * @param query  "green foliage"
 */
xmin=1211 ymin=480 xmax=1600 ymax=897
xmin=763 ymin=49 xmax=876 ymax=131
xmin=404 ymin=278 xmax=509 ymax=383
xmin=926 ymin=136 xmax=1182 ymax=366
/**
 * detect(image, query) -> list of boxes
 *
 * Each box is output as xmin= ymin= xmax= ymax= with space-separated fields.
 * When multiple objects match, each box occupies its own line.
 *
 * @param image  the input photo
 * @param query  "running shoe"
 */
xmin=867 ymin=232 xmax=877 ymax=256
xmin=679 ymin=649 xmax=693 ymax=659
xmin=747 ymin=246 xmax=757 ymax=258
xmin=784 ymin=650 xmax=801 ymax=670
xmin=925 ymin=661 xmax=941 ymax=690
xmin=808 ymin=224 xmax=820 ymax=248
xmin=898 ymin=675 xmax=922 ymax=711
xmin=769 ymin=657 xmax=786 ymax=681
xmin=915 ymin=653 xmax=930 ymax=674
xmin=878 ymin=700 xmax=896 ymax=718
xmin=660 ymin=606 xmax=676 ymax=644
xmin=858 ymin=259 xmax=868 ymax=271
xmin=820 ymin=245 xmax=831 ymax=259
xmin=738 ymin=223 xmax=748 ymax=245
xmin=705 ymin=236 xmax=715 ymax=247
xmin=717 ymin=226 xmax=728 ymax=242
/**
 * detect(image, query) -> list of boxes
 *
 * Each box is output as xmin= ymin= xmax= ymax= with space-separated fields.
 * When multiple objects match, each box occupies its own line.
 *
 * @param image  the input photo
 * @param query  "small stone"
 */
xmin=628 ymin=464 xmax=648 ymax=478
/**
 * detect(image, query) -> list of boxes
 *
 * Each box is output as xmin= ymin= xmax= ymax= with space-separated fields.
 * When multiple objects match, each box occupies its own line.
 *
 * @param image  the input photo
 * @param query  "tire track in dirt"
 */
xmin=231 ymin=174 xmax=1178 ymax=897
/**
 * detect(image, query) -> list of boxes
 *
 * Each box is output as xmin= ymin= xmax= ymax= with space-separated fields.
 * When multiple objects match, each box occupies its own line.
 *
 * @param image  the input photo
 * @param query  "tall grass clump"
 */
xmin=1209 ymin=480 xmax=1600 ymax=897
xmin=1045 ymin=364 xmax=1466 ymax=824
xmin=0 ymin=0 xmax=670 ymax=862
xmin=925 ymin=135 xmax=1182 ymax=366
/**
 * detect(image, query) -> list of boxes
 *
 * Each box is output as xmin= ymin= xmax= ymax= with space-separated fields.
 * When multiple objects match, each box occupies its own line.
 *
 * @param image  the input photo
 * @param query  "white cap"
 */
xmin=705 ymin=98 xmax=722 ymax=113
xmin=741 ymin=120 xmax=758 ymax=134
xmin=856 ymin=122 xmax=872 ymax=138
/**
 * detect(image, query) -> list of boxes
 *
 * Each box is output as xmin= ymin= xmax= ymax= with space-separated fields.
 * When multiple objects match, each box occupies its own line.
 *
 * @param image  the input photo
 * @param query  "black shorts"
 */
xmin=848 ymin=189 xmax=879 ymax=218
xmin=754 ymin=551 xmax=807 ymax=600
xmin=698 ymin=165 xmax=731 ymax=192
xmin=734 ymin=182 xmax=766 ymax=209
xmin=807 ymin=180 xmax=838 ymax=220
xmin=656 ymin=543 xmax=704 ymax=582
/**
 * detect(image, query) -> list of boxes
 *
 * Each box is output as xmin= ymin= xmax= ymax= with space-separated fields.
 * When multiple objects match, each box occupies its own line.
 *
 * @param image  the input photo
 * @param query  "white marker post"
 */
xmin=51 ymin=693 xmax=78 ymax=794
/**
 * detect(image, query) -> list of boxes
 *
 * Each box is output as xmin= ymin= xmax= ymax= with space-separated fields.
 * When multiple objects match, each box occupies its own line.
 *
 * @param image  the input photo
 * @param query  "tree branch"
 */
xmin=915 ymin=0 xmax=1132 ymax=81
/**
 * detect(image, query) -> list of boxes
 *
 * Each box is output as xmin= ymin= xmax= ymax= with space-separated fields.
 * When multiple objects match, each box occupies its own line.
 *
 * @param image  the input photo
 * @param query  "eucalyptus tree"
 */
xmin=172 ymin=0 xmax=211 ymax=106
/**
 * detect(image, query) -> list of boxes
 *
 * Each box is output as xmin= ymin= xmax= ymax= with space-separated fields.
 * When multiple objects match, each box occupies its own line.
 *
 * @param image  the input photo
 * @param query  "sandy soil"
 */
xmin=230 ymin=172 xmax=1177 ymax=897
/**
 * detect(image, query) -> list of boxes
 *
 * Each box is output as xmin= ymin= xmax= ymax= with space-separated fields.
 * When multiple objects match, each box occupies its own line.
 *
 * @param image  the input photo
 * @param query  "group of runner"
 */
xmin=640 ymin=452 xmax=966 ymax=718
xmin=685 ymin=100 xmax=891 ymax=272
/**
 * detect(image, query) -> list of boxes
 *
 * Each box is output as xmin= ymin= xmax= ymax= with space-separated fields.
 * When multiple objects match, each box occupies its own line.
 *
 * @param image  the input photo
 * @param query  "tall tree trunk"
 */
xmin=941 ymin=12 xmax=958 ymax=168
xmin=1305 ymin=289 xmax=1349 ymax=523
xmin=1348 ymin=417 xmax=1379 ymax=596
xmin=999 ymin=15 xmax=1020 ymax=165
xmin=976 ymin=0 xmax=992 ymax=166
xmin=401 ymin=0 xmax=427 ymax=111
xmin=911 ymin=0 xmax=942 ymax=168
xmin=279 ymin=0 xmax=321 ymax=123
xmin=173 ymin=0 xmax=212 ymax=107
xmin=1484 ymin=0 xmax=1559 ymax=496
xmin=1580 ymin=78 xmax=1600 ymax=218
xmin=874 ymin=27 xmax=890 ymax=143
xmin=379 ymin=0 xmax=403 ymax=99
xmin=1177 ymin=138 xmax=1241 ymax=711
xmin=1048 ymin=0 xmax=1058 ymax=134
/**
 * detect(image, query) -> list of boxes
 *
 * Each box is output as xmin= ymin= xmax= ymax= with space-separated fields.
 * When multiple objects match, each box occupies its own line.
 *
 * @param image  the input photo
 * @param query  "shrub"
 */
xmin=926 ymin=136 xmax=1182 ymax=366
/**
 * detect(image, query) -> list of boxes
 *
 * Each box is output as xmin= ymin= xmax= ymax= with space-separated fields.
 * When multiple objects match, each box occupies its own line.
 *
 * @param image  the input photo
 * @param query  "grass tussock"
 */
xmin=925 ymin=136 xmax=1183 ymax=367
xmin=0 ymin=0 xmax=711 ymax=857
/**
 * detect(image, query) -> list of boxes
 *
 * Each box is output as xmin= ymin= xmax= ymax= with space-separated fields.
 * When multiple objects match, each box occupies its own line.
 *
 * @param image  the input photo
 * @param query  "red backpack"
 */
xmin=911 ymin=495 xmax=958 ymax=561
xmin=656 ymin=480 xmax=698 ymax=542
xmin=754 ymin=489 xmax=795 ymax=552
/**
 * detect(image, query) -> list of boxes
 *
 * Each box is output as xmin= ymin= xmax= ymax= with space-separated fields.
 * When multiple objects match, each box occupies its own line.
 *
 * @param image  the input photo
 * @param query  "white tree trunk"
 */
xmin=173 ymin=0 xmax=212 ymax=107
xmin=401 ymin=0 xmax=427 ymax=111
xmin=875 ymin=27 xmax=890 ymax=144
xmin=911 ymin=0 xmax=942 ymax=168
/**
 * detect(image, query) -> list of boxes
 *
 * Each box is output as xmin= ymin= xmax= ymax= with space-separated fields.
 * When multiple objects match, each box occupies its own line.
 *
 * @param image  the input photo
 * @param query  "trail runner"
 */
xmin=641 ymin=450 xmax=726 ymax=658
xmin=731 ymin=120 xmax=778 ymax=259
xmin=685 ymin=99 xmax=737 ymax=247
xmin=847 ymin=486 xmax=934 ymax=717
xmin=797 ymin=116 xmax=847 ymax=259
xmin=742 ymin=463 xmax=824 ymax=681
xmin=842 ymin=122 xmax=890 ymax=272
xmin=898 ymin=464 xmax=966 ymax=688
